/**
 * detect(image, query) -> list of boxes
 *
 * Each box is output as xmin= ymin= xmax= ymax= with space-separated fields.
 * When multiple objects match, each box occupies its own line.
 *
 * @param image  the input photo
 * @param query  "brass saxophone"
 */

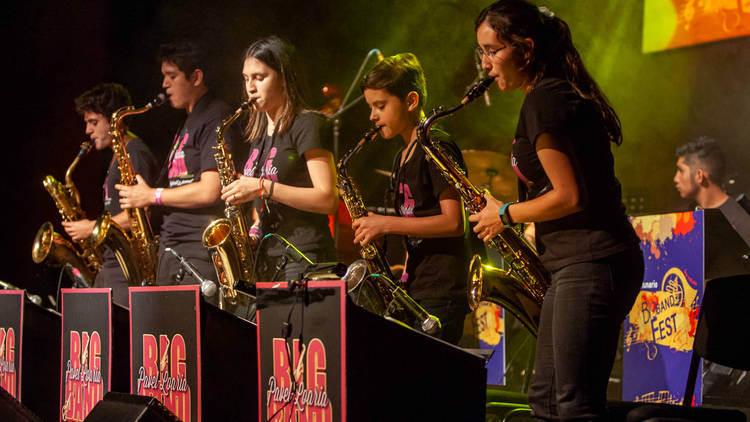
xmin=202 ymin=99 xmax=256 ymax=301
xmin=338 ymin=126 xmax=441 ymax=335
xmin=417 ymin=77 xmax=549 ymax=336
xmin=91 ymin=94 xmax=166 ymax=286
xmin=32 ymin=141 xmax=99 ymax=286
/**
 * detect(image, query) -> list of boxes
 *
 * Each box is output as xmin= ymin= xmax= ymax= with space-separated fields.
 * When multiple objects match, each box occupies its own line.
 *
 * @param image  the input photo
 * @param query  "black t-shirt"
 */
xmin=391 ymin=131 xmax=468 ymax=301
xmin=160 ymin=93 xmax=240 ymax=243
xmin=243 ymin=111 xmax=334 ymax=258
xmin=102 ymin=136 xmax=158 ymax=264
xmin=512 ymin=77 xmax=639 ymax=271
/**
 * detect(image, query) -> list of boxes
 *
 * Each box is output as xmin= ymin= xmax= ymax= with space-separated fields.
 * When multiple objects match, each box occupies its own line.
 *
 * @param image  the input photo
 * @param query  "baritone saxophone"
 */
xmin=417 ymin=77 xmax=549 ymax=336
xmin=338 ymin=126 xmax=441 ymax=335
xmin=32 ymin=141 xmax=99 ymax=286
xmin=202 ymin=99 xmax=256 ymax=301
xmin=91 ymin=94 xmax=166 ymax=286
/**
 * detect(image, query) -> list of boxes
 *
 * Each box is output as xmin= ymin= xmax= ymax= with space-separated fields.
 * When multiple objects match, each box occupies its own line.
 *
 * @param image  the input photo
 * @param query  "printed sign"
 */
xmin=0 ymin=291 xmax=23 ymax=399
xmin=624 ymin=211 xmax=703 ymax=405
xmin=643 ymin=0 xmax=750 ymax=53
xmin=130 ymin=286 xmax=201 ymax=421
xmin=475 ymin=302 xmax=505 ymax=385
xmin=59 ymin=289 xmax=111 ymax=421
xmin=257 ymin=281 xmax=345 ymax=422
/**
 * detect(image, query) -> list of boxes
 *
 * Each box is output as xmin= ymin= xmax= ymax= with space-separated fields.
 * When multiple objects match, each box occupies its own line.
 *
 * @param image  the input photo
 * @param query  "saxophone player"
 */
xmin=469 ymin=2 xmax=643 ymax=420
xmin=116 ymin=40 xmax=241 ymax=290
xmin=63 ymin=83 xmax=159 ymax=306
xmin=220 ymin=36 xmax=338 ymax=282
xmin=353 ymin=53 xmax=470 ymax=344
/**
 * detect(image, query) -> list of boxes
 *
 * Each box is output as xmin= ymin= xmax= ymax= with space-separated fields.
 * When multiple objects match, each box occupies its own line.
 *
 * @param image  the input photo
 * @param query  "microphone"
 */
xmin=263 ymin=233 xmax=314 ymax=267
xmin=164 ymin=248 xmax=217 ymax=297
xmin=150 ymin=93 xmax=167 ymax=108
xmin=474 ymin=53 xmax=491 ymax=106
xmin=0 ymin=280 xmax=42 ymax=305
xmin=64 ymin=263 xmax=91 ymax=288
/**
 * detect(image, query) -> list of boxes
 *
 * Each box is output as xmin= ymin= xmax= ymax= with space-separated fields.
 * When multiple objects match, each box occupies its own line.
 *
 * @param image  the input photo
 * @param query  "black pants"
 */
xmin=94 ymin=260 xmax=129 ymax=307
xmin=529 ymin=248 xmax=644 ymax=421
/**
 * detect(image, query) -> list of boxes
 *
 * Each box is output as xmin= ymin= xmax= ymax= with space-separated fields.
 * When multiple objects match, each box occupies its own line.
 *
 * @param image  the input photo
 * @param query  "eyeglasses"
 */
xmin=475 ymin=45 xmax=509 ymax=61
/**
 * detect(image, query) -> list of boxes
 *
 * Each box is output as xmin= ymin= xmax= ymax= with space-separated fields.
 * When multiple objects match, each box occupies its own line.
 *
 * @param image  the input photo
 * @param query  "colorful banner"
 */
xmin=0 ymin=291 xmax=23 ymax=400
xmin=59 ymin=289 xmax=111 ymax=422
xmin=257 ymin=281 xmax=344 ymax=422
xmin=624 ymin=211 xmax=703 ymax=405
xmin=643 ymin=0 xmax=750 ymax=52
xmin=130 ymin=286 xmax=201 ymax=421
xmin=475 ymin=302 xmax=506 ymax=385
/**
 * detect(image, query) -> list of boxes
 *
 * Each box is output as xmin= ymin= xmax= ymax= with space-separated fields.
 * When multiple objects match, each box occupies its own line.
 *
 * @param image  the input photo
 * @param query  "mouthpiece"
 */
xmin=240 ymin=98 xmax=257 ymax=111
xmin=77 ymin=141 xmax=93 ymax=158
xmin=364 ymin=125 xmax=383 ymax=142
xmin=462 ymin=76 xmax=495 ymax=105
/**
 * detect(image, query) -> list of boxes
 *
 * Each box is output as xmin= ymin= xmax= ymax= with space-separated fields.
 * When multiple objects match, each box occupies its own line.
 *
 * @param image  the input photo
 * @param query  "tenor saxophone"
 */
xmin=32 ymin=141 xmax=99 ymax=286
xmin=90 ymin=94 xmax=166 ymax=286
xmin=202 ymin=99 xmax=256 ymax=301
xmin=338 ymin=126 xmax=441 ymax=335
xmin=417 ymin=77 xmax=549 ymax=336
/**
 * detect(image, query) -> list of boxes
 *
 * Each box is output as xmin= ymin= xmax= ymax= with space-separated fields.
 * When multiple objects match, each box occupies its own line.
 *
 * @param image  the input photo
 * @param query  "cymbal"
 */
xmin=461 ymin=149 xmax=516 ymax=201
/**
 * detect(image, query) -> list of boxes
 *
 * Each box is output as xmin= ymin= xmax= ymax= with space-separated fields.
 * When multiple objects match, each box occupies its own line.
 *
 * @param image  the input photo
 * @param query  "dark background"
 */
xmin=5 ymin=1 xmax=749 ymax=302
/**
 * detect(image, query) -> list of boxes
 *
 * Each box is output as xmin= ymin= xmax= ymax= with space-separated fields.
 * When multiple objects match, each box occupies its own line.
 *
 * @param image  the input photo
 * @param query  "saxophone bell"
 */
xmin=468 ymin=254 xmax=540 ymax=336
xmin=32 ymin=221 xmax=96 ymax=287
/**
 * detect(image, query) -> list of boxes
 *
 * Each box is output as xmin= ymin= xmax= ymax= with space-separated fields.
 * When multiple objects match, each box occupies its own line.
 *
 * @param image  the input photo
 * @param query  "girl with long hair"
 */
xmin=469 ymin=1 xmax=644 ymax=419
xmin=221 ymin=36 xmax=338 ymax=281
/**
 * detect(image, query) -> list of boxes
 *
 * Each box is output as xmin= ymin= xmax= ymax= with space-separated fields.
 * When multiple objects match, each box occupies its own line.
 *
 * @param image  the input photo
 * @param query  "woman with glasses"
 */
xmin=353 ymin=53 xmax=470 ymax=344
xmin=469 ymin=1 xmax=643 ymax=420
xmin=220 ymin=36 xmax=338 ymax=282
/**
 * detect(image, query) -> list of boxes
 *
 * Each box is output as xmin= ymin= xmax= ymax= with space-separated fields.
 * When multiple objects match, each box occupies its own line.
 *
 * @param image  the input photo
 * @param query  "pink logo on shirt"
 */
xmin=398 ymin=182 xmax=415 ymax=217
xmin=168 ymin=133 xmax=189 ymax=178
xmin=244 ymin=148 xmax=260 ymax=176
xmin=261 ymin=147 xmax=279 ymax=182
xmin=244 ymin=147 xmax=278 ymax=182
xmin=103 ymin=179 xmax=111 ymax=207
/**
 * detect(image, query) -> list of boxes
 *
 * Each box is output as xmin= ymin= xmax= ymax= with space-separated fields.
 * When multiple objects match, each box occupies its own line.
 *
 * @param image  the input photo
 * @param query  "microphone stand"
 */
xmin=327 ymin=48 xmax=384 ymax=247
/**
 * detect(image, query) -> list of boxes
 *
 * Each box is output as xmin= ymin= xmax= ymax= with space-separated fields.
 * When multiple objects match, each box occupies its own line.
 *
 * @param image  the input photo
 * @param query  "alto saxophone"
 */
xmin=417 ymin=77 xmax=549 ymax=336
xmin=91 ymin=94 xmax=166 ymax=286
xmin=338 ymin=126 xmax=441 ymax=335
xmin=202 ymin=99 xmax=256 ymax=301
xmin=32 ymin=141 xmax=100 ymax=286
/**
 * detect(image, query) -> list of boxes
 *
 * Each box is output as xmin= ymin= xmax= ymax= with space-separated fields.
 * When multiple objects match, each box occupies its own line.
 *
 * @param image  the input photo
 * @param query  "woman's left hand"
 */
xmin=221 ymin=176 xmax=262 ymax=205
xmin=352 ymin=213 xmax=388 ymax=246
xmin=468 ymin=193 xmax=504 ymax=243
